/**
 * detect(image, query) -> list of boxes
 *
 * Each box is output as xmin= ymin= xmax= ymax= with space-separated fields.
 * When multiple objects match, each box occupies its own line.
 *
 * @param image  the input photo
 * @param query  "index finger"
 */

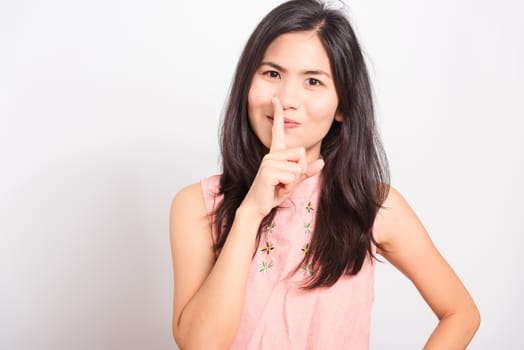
xmin=270 ymin=97 xmax=285 ymax=152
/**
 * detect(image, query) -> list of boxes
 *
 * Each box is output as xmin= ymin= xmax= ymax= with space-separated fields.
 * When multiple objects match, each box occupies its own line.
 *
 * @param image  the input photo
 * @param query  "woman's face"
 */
xmin=247 ymin=30 xmax=342 ymax=162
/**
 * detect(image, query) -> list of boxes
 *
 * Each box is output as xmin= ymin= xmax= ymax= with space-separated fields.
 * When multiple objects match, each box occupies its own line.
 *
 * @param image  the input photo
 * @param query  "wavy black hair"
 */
xmin=214 ymin=0 xmax=390 ymax=289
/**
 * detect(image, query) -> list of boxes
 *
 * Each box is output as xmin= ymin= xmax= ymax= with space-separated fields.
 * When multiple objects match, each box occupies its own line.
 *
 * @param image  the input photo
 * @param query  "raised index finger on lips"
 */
xmin=270 ymin=97 xmax=285 ymax=153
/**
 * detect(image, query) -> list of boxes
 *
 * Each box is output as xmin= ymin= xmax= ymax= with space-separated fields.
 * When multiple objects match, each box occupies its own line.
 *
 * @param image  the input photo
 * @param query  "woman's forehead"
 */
xmin=262 ymin=31 xmax=332 ymax=73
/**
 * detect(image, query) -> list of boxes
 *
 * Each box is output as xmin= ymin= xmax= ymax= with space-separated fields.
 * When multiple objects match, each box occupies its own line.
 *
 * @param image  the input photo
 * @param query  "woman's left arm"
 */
xmin=373 ymin=186 xmax=480 ymax=349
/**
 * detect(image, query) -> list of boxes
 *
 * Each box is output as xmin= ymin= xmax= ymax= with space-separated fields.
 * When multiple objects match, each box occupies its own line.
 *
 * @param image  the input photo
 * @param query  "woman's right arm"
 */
xmin=170 ymin=98 xmax=324 ymax=349
xmin=170 ymin=183 xmax=264 ymax=350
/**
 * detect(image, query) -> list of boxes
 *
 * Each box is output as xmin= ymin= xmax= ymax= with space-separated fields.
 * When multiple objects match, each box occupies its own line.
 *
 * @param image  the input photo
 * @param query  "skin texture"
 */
xmin=170 ymin=30 xmax=480 ymax=349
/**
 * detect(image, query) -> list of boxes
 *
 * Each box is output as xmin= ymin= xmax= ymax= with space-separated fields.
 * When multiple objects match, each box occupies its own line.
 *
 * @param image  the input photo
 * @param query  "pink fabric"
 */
xmin=201 ymin=173 xmax=375 ymax=350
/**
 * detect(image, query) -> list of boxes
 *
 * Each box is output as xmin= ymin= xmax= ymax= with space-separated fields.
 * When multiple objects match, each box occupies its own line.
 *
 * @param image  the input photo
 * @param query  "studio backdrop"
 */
xmin=1 ymin=0 xmax=523 ymax=349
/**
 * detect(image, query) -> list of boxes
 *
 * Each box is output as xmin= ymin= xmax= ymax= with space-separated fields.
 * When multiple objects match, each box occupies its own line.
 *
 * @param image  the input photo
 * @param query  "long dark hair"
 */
xmin=214 ymin=0 xmax=390 ymax=289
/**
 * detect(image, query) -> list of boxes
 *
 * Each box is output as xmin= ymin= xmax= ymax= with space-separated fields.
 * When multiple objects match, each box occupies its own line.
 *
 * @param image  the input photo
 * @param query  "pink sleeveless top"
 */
xmin=201 ymin=173 xmax=375 ymax=350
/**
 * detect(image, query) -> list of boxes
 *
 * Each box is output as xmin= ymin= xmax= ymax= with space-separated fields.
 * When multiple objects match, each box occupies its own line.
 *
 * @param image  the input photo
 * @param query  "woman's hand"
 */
xmin=240 ymin=97 xmax=325 ymax=219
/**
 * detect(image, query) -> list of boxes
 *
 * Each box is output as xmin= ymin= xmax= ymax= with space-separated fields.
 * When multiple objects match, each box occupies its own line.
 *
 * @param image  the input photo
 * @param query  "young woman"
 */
xmin=170 ymin=1 xmax=480 ymax=349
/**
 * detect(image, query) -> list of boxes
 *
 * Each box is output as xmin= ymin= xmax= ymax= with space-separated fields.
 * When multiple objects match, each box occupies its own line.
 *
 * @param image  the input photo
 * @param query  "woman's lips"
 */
xmin=267 ymin=116 xmax=300 ymax=128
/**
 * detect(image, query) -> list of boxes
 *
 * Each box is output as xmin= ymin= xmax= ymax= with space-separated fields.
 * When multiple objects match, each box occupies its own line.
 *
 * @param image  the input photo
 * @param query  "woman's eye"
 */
xmin=307 ymin=78 xmax=321 ymax=86
xmin=264 ymin=70 xmax=280 ymax=79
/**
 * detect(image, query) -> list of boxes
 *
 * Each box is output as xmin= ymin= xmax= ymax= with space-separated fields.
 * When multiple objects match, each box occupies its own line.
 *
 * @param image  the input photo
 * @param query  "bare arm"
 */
xmin=170 ymin=184 xmax=263 ymax=349
xmin=170 ymin=98 xmax=325 ymax=349
xmin=374 ymin=186 xmax=480 ymax=349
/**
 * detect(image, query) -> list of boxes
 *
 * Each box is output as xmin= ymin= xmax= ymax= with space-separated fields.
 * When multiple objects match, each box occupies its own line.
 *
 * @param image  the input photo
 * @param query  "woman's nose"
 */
xmin=277 ymin=80 xmax=302 ymax=110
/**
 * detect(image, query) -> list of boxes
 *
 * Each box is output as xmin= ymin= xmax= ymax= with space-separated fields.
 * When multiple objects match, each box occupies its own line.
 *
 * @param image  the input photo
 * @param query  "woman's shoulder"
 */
xmin=171 ymin=174 xmax=222 ymax=217
xmin=373 ymin=185 xmax=413 ymax=246
xmin=379 ymin=184 xmax=405 ymax=212
xmin=171 ymin=182 xmax=205 ymax=218
xmin=373 ymin=184 xmax=429 ymax=254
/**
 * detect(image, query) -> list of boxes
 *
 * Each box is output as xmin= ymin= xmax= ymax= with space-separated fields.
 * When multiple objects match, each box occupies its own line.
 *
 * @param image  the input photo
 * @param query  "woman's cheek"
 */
xmin=248 ymin=78 xmax=270 ymax=106
xmin=309 ymin=94 xmax=339 ymax=121
xmin=247 ymin=81 xmax=272 ymax=148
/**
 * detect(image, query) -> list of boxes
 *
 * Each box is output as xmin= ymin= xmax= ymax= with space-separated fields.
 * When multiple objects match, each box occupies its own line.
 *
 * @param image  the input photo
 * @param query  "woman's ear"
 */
xmin=335 ymin=110 xmax=344 ymax=122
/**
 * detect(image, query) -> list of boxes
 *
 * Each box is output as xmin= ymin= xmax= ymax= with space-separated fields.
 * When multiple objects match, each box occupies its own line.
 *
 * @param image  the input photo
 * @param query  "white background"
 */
xmin=1 ymin=0 xmax=523 ymax=349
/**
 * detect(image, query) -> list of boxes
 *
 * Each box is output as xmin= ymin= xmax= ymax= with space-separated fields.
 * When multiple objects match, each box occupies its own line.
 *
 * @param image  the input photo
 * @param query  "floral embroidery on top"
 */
xmin=259 ymin=222 xmax=276 ymax=274
xmin=301 ymin=263 xmax=314 ymax=276
xmin=301 ymin=242 xmax=310 ymax=254
xmin=260 ymin=241 xmax=274 ymax=255
xmin=305 ymin=201 xmax=314 ymax=213
xmin=304 ymin=222 xmax=312 ymax=235
xmin=264 ymin=222 xmax=276 ymax=234
xmin=256 ymin=198 xmax=317 ymax=276
xmin=259 ymin=260 xmax=273 ymax=273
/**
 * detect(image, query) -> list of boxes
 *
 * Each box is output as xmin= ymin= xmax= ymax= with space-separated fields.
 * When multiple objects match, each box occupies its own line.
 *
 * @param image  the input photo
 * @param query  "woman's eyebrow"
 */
xmin=304 ymin=69 xmax=331 ymax=78
xmin=260 ymin=61 xmax=331 ymax=78
xmin=260 ymin=61 xmax=286 ymax=72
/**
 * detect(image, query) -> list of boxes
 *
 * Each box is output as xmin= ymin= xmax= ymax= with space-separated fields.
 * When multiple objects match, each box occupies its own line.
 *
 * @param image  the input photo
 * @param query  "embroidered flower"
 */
xmin=264 ymin=222 xmax=276 ymax=234
xmin=260 ymin=241 xmax=274 ymax=255
xmin=305 ymin=201 xmax=314 ymax=213
xmin=301 ymin=263 xmax=314 ymax=276
xmin=304 ymin=222 xmax=312 ymax=235
xmin=301 ymin=242 xmax=310 ymax=254
xmin=259 ymin=260 xmax=273 ymax=273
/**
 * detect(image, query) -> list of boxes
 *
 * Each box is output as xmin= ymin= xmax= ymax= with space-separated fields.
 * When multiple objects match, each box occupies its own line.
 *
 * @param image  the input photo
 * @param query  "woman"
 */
xmin=170 ymin=1 xmax=480 ymax=348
